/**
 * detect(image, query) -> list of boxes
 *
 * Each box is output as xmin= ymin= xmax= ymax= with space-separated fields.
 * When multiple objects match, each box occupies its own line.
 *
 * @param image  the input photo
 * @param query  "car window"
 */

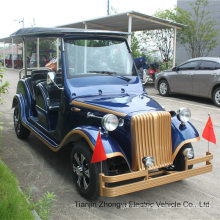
xmin=178 ymin=61 xmax=200 ymax=70
xmin=199 ymin=61 xmax=217 ymax=70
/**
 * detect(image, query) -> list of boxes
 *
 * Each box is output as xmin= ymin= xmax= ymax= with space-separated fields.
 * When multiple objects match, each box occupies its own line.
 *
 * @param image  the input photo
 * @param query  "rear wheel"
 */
xmin=71 ymin=141 xmax=107 ymax=200
xmin=14 ymin=105 xmax=30 ymax=139
xmin=173 ymin=143 xmax=194 ymax=171
xmin=158 ymin=79 xmax=170 ymax=96
xmin=212 ymin=87 xmax=220 ymax=107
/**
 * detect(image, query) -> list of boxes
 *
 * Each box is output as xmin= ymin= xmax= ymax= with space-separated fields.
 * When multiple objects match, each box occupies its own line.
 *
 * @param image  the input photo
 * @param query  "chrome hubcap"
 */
xmin=159 ymin=82 xmax=167 ymax=95
xmin=215 ymin=90 xmax=220 ymax=105
xmin=72 ymin=152 xmax=90 ymax=190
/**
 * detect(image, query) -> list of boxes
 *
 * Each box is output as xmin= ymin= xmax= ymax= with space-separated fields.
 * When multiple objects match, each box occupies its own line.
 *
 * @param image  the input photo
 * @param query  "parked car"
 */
xmin=155 ymin=57 xmax=220 ymax=107
xmin=12 ymin=27 xmax=213 ymax=200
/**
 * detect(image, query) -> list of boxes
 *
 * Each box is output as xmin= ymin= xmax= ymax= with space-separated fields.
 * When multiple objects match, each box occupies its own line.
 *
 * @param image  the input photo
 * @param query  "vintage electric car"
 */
xmin=12 ymin=27 xmax=213 ymax=200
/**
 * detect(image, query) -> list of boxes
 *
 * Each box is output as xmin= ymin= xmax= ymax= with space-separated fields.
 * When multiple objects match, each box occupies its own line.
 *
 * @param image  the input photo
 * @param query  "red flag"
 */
xmin=202 ymin=116 xmax=216 ymax=144
xmin=91 ymin=131 xmax=107 ymax=163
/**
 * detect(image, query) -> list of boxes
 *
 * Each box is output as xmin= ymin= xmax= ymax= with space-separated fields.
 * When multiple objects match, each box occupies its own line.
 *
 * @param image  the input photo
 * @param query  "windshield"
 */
xmin=64 ymin=38 xmax=137 ymax=78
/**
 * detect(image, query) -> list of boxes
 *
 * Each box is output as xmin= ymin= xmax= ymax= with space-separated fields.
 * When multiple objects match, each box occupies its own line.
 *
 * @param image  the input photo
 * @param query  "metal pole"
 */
xmin=23 ymin=39 xmax=27 ymax=76
xmin=3 ymin=41 xmax=5 ymax=67
xmin=173 ymin=28 xmax=177 ymax=67
xmin=37 ymin=38 xmax=39 ymax=68
xmin=84 ymin=23 xmax=87 ymax=74
xmin=12 ymin=38 xmax=14 ymax=69
xmin=57 ymin=38 xmax=59 ymax=71
xmin=22 ymin=40 xmax=25 ymax=69
xmin=208 ymin=113 xmax=210 ymax=152
xmin=128 ymin=16 xmax=132 ymax=48
xmin=107 ymin=0 xmax=110 ymax=15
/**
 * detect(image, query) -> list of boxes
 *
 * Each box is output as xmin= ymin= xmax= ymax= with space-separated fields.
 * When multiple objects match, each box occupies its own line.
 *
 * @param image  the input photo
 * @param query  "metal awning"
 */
xmin=57 ymin=11 xmax=184 ymax=31
xmin=0 ymin=11 xmax=183 ymax=69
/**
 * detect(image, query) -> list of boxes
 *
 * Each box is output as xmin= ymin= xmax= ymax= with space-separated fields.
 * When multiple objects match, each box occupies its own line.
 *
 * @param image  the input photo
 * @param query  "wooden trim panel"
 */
xmin=15 ymin=96 xmax=127 ymax=161
xmin=100 ymin=152 xmax=213 ymax=197
xmin=131 ymin=111 xmax=172 ymax=170
xmin=22 ymin=120 xmax=127 ymax=161
xmin=71 ymin=100 xmax=127 ymax=117
xmin=172 ymin=137 xmax=200 ymax=161
xmin=187 ymin=152 xmax=213 ymax=166
xmin=100 ymin=164 xmax=212 ymax=197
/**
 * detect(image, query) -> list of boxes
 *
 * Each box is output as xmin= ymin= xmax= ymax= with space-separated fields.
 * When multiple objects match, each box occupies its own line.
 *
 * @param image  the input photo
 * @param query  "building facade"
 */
xmin=176 ymin=0 xmax=220 ymax=64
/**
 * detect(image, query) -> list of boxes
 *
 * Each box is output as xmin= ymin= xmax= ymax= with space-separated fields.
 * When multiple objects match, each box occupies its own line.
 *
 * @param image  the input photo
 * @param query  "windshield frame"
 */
xmin=63 ymin=36 xmax=137 ymax=79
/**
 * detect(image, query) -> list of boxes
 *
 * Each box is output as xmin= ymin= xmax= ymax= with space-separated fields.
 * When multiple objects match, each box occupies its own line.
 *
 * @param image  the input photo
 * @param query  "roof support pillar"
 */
xmin=84 ymin=22 xmax=87 ymax=73
xmin=128 ymin=16 xmax=132 ymax=47
xmin=3 ymin=41 xmax=5 ymax=67
xmin=22 ymin=40 xmax=25 ymax=69
xmin=173 ymin=28 xmax=177 ymax=67
xmin=23 ymin=39 xmax=27 ymax=76
xmin=37 ymin=38 xmax=40 ymax=68
xmin=57 ymin=38 xmax=59 ymax=71
xmin=11 ymin=38 xmax=14 ymax=69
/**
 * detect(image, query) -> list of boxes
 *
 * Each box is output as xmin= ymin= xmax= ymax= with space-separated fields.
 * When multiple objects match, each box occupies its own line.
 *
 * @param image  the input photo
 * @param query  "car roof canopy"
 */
xmin=7 ymin=27 xmax=129 ymax=43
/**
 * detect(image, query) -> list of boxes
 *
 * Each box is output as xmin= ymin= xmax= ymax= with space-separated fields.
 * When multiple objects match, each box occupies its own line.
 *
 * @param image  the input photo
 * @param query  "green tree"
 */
xmin=27 ymin=40 xmax=57 ymax=57
xmin=131 ymin=33 xmax=142 ymax=58
xmin=0 ymin=61 xmax=9 ymax=104
xmin=139 ymin=9 xmax=176 ymax=69
xmin=177 ymin=0 xmax=218 ymax=58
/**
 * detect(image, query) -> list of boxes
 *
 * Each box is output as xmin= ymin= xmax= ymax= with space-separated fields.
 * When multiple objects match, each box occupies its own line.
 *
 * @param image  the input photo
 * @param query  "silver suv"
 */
xmin=155 ymin=57 xmax=220 ymax=107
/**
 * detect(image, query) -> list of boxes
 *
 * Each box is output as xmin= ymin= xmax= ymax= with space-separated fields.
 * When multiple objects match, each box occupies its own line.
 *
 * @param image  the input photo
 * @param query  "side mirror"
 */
xmin=47 ymin=71 xmax=64 ymax=90
xmin=47 ymin=72 xmax=56 ymax=85
xmin=172 ymin=66 xmax=179 ymax=72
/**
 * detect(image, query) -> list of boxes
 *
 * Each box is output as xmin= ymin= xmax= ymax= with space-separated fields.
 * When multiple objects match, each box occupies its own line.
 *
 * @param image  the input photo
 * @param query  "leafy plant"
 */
xmin=0 ymin=60 xmax=9 ymax=135
xmin=0 ymin=61 xmax=9 ymax=104
xmin=139 ymin=9 xmax=177 ymax=69
xmin=27 ymin=188 xmax=57 ymax=220
xmin=177 ymin=0 xmax=219 ymax=58
xmin=131 ymin=32 xmax=142 ymax=58
xmin=0 ymin=160 xmax=35 ymax=220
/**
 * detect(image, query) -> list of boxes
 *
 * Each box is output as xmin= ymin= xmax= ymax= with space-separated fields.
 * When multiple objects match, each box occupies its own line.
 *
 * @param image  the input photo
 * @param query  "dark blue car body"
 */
xmin=12 ymin=27 xmax=212 ymax=199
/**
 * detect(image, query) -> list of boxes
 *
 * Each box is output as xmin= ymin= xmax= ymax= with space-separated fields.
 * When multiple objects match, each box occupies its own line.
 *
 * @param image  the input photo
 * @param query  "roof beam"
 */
xmin=127 ymin=13 xmax=182 ymax=30
xmin=85 ymin=21 xmax=122 ymax=31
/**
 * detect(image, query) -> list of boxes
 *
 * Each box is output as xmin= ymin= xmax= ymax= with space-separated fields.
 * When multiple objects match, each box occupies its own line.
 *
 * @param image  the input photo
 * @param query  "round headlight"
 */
xmin=177 ymin=107 xmax=191 ymax=123
xmin=101 ymin=114 xmax=119 ymax=131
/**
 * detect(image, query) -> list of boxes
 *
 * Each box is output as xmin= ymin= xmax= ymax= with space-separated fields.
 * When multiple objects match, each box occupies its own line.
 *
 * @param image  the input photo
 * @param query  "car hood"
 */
xmin=72 ymin=93 xmax=164 ymax=116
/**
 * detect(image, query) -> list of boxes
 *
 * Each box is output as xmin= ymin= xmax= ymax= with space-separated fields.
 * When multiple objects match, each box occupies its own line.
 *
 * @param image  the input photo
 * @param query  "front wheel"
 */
xmin=173 ymin=143 xmax=194 ymax=171
xmin=14 ymin=105 xmax=30 ymax=139
xmin=158 ymin=79 xmax=170 ymax=96
xmin=71 ymin=141 xmax=107 ymax=200
xmin=212 ymin=87 xmax=220 ymax=107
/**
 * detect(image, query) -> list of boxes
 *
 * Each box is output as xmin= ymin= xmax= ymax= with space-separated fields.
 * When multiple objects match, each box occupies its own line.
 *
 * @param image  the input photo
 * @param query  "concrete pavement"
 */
xmin=0 ymin=69 xmax=219 ymax=220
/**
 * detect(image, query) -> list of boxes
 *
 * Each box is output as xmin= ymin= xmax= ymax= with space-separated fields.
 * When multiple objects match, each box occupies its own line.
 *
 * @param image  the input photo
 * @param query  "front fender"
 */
xmin=12 ymin=94 xmax=27 ymax=121
xmin=61 ymin=125 xmax=130 ymax=167
xmin=171 ymin=116 xmax=200 ymax=160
